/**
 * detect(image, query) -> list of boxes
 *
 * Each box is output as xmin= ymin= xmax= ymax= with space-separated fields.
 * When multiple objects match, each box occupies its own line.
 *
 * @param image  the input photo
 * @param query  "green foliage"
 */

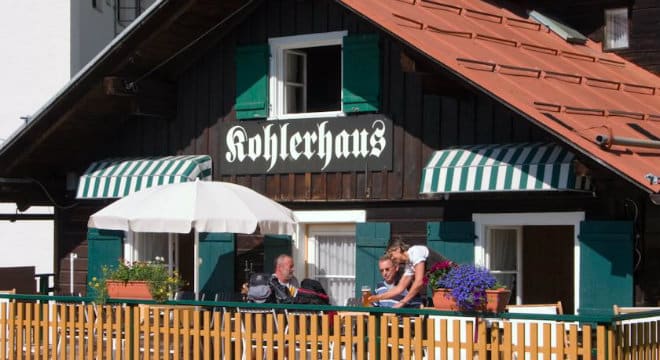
xmin=424 ymin=260 xmax=456 ymax=290
xmin=88 ymin=258 xmax=186 ymax=303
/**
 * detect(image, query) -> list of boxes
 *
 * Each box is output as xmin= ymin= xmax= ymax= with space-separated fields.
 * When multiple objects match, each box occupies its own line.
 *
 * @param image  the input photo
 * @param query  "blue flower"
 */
xmin=438 ymin=264 xmax=497 ymax=311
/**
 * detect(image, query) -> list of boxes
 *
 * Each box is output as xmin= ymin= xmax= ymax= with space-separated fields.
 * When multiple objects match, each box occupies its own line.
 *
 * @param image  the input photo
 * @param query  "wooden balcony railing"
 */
xmin=0 ymin=294 xmax=658 ymax=359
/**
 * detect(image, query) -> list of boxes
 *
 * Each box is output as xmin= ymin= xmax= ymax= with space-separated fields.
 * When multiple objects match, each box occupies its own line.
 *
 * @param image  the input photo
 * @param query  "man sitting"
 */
xmin=268 ymin=254 xmax=298 ymax=304
xmin=374 ymin=255 xmax=423 ymax=308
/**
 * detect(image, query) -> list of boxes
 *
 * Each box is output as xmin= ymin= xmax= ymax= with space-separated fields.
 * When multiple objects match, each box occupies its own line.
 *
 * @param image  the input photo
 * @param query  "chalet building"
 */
xmin=0 ymin=0 xmax=659 ymax=315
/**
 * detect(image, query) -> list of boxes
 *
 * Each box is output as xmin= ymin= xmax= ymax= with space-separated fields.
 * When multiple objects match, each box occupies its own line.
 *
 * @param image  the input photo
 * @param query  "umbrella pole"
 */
xmin=194 ymin=230 xmax=199 ymax=300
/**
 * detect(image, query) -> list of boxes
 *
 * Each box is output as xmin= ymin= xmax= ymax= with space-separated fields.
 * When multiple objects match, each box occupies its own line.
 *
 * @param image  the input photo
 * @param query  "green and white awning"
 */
xmin=77 ymin=155 xmax=212 ymax=199
xmin=420 ymin=143 xmax=591 ymax=194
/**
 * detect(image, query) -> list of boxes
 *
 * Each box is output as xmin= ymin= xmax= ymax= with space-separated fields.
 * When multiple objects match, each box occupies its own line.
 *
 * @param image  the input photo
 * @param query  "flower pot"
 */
xmin=485 ymin=288 xmax=511 ymax=313
xmin=106 ymin=280 xmax=153 ymax=300
xmin=432 ymin=288 xmax=458 ymax=311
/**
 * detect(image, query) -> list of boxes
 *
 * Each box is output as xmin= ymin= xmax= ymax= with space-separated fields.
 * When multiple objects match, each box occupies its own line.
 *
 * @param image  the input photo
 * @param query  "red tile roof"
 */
xmin=339 ymin=0 xmax=660 ymax=194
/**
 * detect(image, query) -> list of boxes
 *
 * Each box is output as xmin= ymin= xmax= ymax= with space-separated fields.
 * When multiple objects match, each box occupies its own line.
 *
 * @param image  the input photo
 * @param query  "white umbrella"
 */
xmin=89 ymin=180 xmax=296 ymax=235
xmin=88 ymin=180 xmax=297 ymax=294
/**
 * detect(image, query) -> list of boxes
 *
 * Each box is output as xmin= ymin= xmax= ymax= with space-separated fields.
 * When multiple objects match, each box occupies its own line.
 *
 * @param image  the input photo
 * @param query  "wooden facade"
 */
xmin=6 ymin=0 xmax=649 ymax=312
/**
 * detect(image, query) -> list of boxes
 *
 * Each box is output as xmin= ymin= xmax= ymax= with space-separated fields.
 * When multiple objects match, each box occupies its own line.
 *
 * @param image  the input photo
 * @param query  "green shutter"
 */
xmin=355 ymin=222 xmax=390 ymax=298
xmin=343 ymin=34 xmax=380 ymax=113
xmin=199 ymin=233 xmax=235 ymax=298
xmin=427 ymin=222 xmax=475 ymax=264
xmin=579 ymin=221 xmax=633 ymax=315
xmin=264 ymin=235 xmax=292 ymax=274
xmin=235 ymin=44 xmax=269 ymax=120
xmin=87 ymin=228 xmax=123 ymax=296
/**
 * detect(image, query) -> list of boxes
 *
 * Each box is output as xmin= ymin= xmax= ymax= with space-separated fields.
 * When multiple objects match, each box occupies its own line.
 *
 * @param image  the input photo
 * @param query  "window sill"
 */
xmin=268 ymin=111 xmax=345 ymax=120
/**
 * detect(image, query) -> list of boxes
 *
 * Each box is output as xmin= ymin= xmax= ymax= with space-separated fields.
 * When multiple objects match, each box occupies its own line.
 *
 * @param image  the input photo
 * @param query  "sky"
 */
xmin=0 ymin=2 xmax=69 ymax=275
xmin=0 ymin=2 xmax=70 ymax=141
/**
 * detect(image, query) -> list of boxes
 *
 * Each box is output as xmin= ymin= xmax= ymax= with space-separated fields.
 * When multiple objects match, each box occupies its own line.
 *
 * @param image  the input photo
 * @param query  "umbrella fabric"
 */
xmin=88 ymin=180 xmax=297 ymax=235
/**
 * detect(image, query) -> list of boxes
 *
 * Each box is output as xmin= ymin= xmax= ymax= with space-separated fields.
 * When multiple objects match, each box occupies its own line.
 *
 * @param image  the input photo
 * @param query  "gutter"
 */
xmin=0 ymin=214 xmax=54 ymax=221
xmin=0 ymin=0 xmax=171 ymax=156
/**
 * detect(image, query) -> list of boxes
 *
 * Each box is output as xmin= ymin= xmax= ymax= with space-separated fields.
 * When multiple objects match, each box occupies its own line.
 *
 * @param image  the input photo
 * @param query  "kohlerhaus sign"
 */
xmin=219 ymin=114 xmax=393 ymax=175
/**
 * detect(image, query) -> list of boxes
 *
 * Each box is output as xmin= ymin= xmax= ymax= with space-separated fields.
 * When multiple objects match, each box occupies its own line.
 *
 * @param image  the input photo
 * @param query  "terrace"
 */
xmin=0 ymin=294 xmax=657 ymax=359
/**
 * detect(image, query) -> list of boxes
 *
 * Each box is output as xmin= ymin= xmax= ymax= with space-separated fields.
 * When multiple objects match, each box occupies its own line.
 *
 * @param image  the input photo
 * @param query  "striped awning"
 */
xmin=76 ymin=155 xmax=212 ymax=199
xmin=420 ymin=143 xmax=591 ymax=194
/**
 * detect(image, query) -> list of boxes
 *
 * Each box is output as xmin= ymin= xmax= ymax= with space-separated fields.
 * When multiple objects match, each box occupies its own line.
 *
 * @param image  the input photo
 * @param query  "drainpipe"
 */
xmin=69 ymin=253 xmax=78 ymax=295
xmin=595 ymin=134 xmax=660 ymax=149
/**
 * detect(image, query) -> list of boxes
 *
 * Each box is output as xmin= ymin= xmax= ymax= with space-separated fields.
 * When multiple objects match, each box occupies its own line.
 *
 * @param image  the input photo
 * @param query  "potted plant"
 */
xmin=436 ymin=263 xmax=511 ymax=313
xmin=89 ymin=257 xmax=186 ymax=303
xmin=424 ymin=260 xmax=457 ymax=310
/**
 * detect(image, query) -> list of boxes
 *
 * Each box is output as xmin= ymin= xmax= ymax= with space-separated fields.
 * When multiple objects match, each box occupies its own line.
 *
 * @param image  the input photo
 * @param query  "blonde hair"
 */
xmin=385 ymin=237 xmax=410 ymax=255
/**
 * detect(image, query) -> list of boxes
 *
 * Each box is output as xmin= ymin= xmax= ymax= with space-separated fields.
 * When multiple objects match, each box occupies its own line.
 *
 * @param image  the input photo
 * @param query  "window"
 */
xmin=487 ymin=227 xmax=520 ymax=303
xmin=235 ymin=32 xmax=380 ymax=120
xmin=269 ymin=32 xmax=345 ymax=119
xmin=127 ymin=232 xmax=179 ymax=274
xmin=604 ymin=8 xmax=629 ymax=50
xmin=311 ymin=228 xmax=356 ymax=306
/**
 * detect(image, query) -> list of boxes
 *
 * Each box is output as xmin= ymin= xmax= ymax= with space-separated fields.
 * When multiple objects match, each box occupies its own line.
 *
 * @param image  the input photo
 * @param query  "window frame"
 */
xmin=268 ymin=31 xmax=347 ymax=120
xmin=486 ymin=226 xmax=522 ymax=304
xmin=125 ymin=231 xmax=179 ymax=274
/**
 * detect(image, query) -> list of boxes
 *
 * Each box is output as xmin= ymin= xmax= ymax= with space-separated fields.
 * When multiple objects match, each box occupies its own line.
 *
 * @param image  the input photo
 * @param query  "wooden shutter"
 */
xmin=355 ymin=222 xmax=390 ymax=297
xmin=343 ymin=34 xmax=380 ymax=113
xmin=264 ymin=235 xmax=292 ymax=274
xmin=427 ymin=222 xmax=475 ymax=264
xmin=235 ymin=44 xmax=269 ymax=119
xmin=199 ymin=233 xmax=236 ymax=298
xmin=87 ymin=228 xmax=123 ymax=296
xmin=579 ymin=221 xmax=633 ymax=315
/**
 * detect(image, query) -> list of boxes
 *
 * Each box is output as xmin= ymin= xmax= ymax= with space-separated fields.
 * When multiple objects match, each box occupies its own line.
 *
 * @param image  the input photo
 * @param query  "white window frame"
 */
xmin=292 ymin=210 xmax=365 ymax=277
xmin=125 ymin=231 xmax=179 ymax=274
xmin=473 ymin=212 xmax=584 ymax=314
xmin=486 ymin=226 xmax=522 ymax=304
xmin=268 ymin=31 xmax=347 ymax=120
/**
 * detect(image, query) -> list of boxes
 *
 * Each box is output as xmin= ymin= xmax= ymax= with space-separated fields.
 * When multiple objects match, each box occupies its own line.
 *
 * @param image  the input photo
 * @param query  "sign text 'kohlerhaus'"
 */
xmin=219 ymin=115 xmax=393 ymax=175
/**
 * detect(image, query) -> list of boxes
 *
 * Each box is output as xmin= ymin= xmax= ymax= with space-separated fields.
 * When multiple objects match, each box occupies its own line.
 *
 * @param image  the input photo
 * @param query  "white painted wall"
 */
xmin=0 ymin=2 xmax=70 ymax=286
xmin=70 ymin=0 xmax=116 ymax=75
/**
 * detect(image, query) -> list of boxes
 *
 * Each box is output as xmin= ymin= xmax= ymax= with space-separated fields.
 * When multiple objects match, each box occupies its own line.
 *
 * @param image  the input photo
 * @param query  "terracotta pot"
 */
xmin=106 ymin=280 xmax=153 ymax=300
xmin=432 ymin=288 xmax=458 ymax=311
xmin=485 ymin=288 xmax=511 ymax=313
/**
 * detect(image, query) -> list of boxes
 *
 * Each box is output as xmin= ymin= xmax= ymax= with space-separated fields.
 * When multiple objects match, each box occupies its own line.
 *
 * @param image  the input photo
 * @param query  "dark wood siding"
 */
xmin=56 ymin=204 xmax=104 ymax=296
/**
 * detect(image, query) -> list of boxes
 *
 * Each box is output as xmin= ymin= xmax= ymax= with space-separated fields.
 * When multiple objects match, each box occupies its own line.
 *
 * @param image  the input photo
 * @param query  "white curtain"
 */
xmin=134 ymin=232 xmax=169 ymax=263
xmin=489 ymin=229 xmax=517 ymax=292
xmin=315 ymin=234 xmax=355 ymax=306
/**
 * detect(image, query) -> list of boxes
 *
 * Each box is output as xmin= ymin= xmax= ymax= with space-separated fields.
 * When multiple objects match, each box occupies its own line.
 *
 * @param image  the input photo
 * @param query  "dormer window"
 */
xmin=604 ymin=8 xmax=629 ymax=51
xmin=235 ymin=32 xmax=380 ymax=120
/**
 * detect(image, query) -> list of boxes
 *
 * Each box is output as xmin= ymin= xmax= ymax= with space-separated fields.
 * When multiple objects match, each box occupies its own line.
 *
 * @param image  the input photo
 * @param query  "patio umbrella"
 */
xmin=89 ymin=179 xmax=296 ymax=234
xmin=88 ymin=180 xmax=297 ymax=294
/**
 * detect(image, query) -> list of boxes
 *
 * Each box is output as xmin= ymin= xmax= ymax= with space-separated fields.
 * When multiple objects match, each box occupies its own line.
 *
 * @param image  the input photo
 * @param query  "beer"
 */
xmin=361 ymin=285 xmax=372 ymax=307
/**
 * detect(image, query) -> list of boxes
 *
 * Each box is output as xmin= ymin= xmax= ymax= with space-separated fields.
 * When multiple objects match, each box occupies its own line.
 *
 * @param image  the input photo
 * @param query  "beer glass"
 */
xmin=361 ymin=285 xmax=372 ymax=307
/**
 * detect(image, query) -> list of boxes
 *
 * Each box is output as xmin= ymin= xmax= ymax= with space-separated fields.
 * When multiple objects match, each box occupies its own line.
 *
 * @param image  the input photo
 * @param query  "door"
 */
xmin=308 ymin=225 xmax=356 ymax=306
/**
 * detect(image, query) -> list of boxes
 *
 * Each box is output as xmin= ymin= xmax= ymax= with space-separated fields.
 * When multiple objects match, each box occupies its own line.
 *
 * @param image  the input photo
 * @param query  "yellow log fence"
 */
xmin=0 ymin=299 xmax=657 ymax=359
